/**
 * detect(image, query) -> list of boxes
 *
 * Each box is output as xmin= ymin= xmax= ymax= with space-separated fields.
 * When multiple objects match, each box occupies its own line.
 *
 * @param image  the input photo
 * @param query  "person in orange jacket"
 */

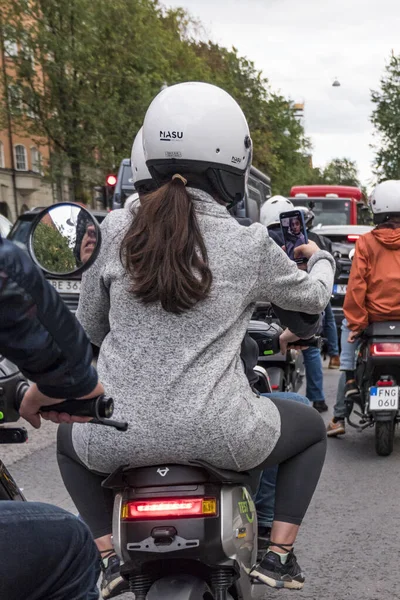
xmin=332 ymin=180 xmax=400 ymax=419
xmin=327 ymin=180 xmax=400 ymax=436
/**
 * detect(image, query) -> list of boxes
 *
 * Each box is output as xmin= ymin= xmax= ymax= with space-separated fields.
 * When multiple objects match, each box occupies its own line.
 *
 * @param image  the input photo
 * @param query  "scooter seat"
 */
xmin=364 ymin=321 xmax=400 ymax=337
xmin=102 ymin=461 xmax=258 ymax=490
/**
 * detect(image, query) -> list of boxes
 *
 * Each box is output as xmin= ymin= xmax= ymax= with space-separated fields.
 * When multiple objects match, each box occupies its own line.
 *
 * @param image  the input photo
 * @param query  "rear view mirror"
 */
xmin=28 ymin=202 xmax=101 ymax=276
xmin=349 ymin=248 xmax=355 ymax=261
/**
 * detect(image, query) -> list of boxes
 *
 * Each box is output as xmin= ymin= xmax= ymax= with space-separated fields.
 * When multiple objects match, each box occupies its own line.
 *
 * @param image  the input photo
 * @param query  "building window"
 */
xmin=8 ymin=85 xmax=23 ymax=114
xmin=14 ymin=145 xmax=27 ymax=171
xmin=0 ymin=143 xmax=4 ymax=169
xmin=30 ymin=146 xmax=41 ymax=173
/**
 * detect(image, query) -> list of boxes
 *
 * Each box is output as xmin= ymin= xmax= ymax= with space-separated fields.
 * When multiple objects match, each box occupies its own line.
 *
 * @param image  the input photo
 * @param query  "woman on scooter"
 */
xmin=57 ymin=82 xmax=335 ymax=596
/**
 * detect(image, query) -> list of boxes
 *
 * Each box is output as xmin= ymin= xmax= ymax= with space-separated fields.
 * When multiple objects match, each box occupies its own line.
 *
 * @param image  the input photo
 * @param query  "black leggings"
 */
xmin=57 ymin=425 xmax=113 ymax=539
xmin=257 ymin=397 xmax=327 ymax=525
xmin=57 ymin=397 xmax=326 ymax=537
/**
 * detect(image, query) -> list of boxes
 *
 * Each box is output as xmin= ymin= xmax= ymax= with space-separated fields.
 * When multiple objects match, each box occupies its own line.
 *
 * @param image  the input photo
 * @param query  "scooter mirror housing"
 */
xmin=28 ymin=202 xmax=101 ymax=277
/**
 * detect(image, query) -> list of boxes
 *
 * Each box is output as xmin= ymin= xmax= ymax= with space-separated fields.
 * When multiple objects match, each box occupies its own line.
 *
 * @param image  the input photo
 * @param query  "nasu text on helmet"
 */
xmin=160 ymin=131 xmax=184 ymax=141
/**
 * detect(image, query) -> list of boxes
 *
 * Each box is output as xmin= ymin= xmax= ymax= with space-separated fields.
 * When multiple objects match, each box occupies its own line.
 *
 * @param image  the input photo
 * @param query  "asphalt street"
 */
xmin=4 ymin=365 xmax=400 ymax=600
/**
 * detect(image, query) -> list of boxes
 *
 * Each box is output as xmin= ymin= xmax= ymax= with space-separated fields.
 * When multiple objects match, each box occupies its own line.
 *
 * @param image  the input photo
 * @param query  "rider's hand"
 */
xmin=279 ymin=328 xmax=301 ymax=354
xmin=294 ymin=240 xmax=320 ymax=261
xmin=19 ymin=381 xmax=105 ymax=429
xmin=348 ymin=330 xmax=361 ymax=343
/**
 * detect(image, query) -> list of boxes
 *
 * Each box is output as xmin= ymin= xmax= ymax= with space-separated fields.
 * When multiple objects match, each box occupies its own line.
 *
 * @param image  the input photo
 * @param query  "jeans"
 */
xmin=339 ymin=318 xmax=359 ymax=371
xmin=255 ymin=392 xmax=310 ymax=529
xmin=324 ymin=302 xmax=339 ymax=356
xmin=0 ymin=502 xmax=100 ymax=600
xmin=333 ymin=319 xmax=360 ymax=419
xmin=302 ymin=346 xmax=325 ymax=403
xmin=334 ymin=371 xmax=347 ymax=419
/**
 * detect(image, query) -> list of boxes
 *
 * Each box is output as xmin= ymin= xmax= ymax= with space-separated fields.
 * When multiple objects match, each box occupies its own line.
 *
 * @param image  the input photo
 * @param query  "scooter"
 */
xmin=346 ymin=321 xmax=400 ymax=456
xmin=2 ymin=202 xmax=320 ymax=598
xmin=249 ymin=304 xmax=306 ymax=392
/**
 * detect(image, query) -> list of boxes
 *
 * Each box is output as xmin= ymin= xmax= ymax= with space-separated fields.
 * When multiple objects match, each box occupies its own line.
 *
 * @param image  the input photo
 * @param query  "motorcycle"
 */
xmin=1 ymin=202 xmax=321 ymax=598
xmin=249 ymin=303 xmax=306 ymax=392
xmin=346 ymin=321 xmax=400 ymax=456
xmin=343 ymin=248 xmax=400 ymax=456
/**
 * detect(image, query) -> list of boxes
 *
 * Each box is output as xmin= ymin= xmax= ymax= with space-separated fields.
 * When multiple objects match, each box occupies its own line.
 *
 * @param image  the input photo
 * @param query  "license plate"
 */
xmin=369 ymin=387 xmax=399 ymax=411
xmin=49 ymin=279 xmax=81 ymax=294
xmin=333 ymin=284 xmax=347 ymax=295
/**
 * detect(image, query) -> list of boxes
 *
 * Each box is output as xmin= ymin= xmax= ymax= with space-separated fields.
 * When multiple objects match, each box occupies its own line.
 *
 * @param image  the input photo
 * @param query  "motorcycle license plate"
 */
xmin=369 ymin=387 xmax=399 ymax=411
xmin=333 ymin=284 xmax=347 ymax=295
xmin=49 ymin=279 xmax=81 ymax=294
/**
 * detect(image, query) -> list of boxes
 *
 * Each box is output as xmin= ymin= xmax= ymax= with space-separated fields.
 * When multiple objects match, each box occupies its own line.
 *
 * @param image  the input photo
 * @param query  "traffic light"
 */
xmin=106 ymin=174 xmax=117 ymax=187
xmin=105 ymin=174 xmax=117 ymax=209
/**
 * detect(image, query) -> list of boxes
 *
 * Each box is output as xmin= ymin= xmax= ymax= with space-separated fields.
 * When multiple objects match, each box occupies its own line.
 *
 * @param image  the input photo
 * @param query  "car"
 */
xmin=313 ymin=224 xmax=373 ymax=328
xmin=7 ymin=207 xmax=108 ymax=313
xmin=112 ymin=159 xmax=135 ymax=209
xmin=0 ymin=214 xmax=13 ymax=237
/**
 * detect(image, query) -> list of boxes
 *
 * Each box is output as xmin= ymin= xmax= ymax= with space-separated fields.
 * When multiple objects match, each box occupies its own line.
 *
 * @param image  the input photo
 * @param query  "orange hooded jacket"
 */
xmin=344 ymin=226 xmax=400 ymax=331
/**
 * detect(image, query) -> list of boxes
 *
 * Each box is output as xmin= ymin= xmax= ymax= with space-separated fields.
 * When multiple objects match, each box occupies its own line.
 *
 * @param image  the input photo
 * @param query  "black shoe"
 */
xmin=313 ymin=401 xmax=328 ymax=413
xmin=344 ymin=380 xmax=360 ymax=398
xmin=250 ymin=549 xmax=305 ymax=589
xmin=257 ymin=526 xmax=271 ymax=561
xmin=101 ymin=554 xmax=129 ymax=599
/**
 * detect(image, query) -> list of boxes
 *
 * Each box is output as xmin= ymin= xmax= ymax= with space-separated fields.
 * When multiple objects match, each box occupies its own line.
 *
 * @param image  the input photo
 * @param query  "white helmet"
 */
xmin=260 ymin=196 xmax=294 ymax=227
xmin=131 ymin=127 xmax=155 ymax=193
xmin=143 ymin=82 xmax=252 ymax=205
xmin=370 ymin=180 xmax=400 ymax=224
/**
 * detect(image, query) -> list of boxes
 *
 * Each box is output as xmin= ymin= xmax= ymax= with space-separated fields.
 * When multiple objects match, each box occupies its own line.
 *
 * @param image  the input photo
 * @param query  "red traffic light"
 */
xmin=106 ymin=174 xmax=117 ymax=186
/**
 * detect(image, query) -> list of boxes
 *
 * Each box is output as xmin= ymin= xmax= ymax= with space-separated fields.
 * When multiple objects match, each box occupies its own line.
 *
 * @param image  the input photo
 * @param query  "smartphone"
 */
xmin=279 ymin=210 xmax=308 ymax=264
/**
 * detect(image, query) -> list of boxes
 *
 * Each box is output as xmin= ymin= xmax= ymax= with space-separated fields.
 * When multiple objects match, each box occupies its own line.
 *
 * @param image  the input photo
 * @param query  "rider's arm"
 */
xmin=251 ymin=224 xmax=335 ymax=315
xmin=343 ymin=239 xmax=369 ymax=331
xmin=271 ymin=304 xmax=322 ymax=338
xmin=0 ymin=237 xmax=98 ymax=398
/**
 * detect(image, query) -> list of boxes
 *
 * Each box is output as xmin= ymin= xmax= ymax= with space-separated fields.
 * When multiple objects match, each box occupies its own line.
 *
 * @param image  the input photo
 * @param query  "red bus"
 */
xmin=289 ymin=185 xmax=371 ymax=226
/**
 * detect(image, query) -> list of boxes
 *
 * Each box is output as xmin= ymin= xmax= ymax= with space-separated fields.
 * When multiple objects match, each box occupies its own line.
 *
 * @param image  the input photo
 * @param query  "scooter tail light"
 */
xmin=376 ymin=380 xmax=394 ymax=387
xmin=122 ymin=497 xmax=217 ymax=520
xmin=370 ymin=343 xmax=400 ymax=357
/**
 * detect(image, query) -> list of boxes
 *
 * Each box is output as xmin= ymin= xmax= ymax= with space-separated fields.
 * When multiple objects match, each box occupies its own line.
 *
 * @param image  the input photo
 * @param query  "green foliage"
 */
xmin=371 ymin=54 xmax=400 ymax=181
xmin=33 ymin=222 xmax=76 ymax=273
xmin=1 ymin=0 xmax=318 ymax=196
xmin=320 ymin=158 xmax=361 ymax=187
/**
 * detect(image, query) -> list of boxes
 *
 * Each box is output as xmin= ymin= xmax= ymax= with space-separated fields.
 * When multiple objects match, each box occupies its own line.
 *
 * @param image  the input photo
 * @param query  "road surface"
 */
xmin=4 ymin=367 xmax=400 ymax=599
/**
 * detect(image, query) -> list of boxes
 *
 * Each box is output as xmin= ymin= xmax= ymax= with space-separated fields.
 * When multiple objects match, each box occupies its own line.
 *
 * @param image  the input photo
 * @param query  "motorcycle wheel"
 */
xmin=375 ymin=421 xmax=395 ymax=457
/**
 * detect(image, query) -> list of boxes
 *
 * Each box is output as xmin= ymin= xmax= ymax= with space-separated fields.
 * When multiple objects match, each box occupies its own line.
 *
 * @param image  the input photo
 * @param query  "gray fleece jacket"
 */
xmin=73 ymin=189 xmax=334 ymax=473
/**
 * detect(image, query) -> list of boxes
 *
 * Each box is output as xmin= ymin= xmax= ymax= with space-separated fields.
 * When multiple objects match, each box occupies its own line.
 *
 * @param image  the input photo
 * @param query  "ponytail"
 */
xmin=121 ymin=178 xmax=213 ymax=314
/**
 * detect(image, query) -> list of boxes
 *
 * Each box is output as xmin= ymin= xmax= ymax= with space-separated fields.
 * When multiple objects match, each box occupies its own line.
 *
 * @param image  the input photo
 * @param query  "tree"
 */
xmin=32 ymin=222 xmax=76 ymax=272
xmin=321 ymin=158 xmax=361 ymax=187
xmin=1 ymin=0 xmax=208 ymax=199
xmin=190 ymin=43 xmax=315 ymax=195
xmin=371 ymin=54 xmax=400 ymax=180
xmin=1 ymin=0 xmax=316 ymax=198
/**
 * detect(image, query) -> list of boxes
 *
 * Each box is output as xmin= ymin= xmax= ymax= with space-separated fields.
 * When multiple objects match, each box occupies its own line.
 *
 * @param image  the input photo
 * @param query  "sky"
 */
xmin=165 ymin=0 xmax=400 ymax=187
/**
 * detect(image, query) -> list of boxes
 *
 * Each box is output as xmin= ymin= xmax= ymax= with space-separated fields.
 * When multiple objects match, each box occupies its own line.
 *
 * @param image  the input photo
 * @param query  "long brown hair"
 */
xmin=121 ymin=178 xmax=213 ymax=314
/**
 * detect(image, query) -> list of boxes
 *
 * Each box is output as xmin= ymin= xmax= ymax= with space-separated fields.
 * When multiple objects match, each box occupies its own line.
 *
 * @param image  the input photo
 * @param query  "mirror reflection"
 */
xmin=31 ymin=205 xmax=99 ymax=275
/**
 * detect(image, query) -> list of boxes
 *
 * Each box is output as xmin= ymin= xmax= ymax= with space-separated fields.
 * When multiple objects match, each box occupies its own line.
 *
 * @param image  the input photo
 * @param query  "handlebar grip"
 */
xmin=288 ymin=336 xmax=322 ymax=349
xmin=40 ymin=396 xmax=114 ymax=419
